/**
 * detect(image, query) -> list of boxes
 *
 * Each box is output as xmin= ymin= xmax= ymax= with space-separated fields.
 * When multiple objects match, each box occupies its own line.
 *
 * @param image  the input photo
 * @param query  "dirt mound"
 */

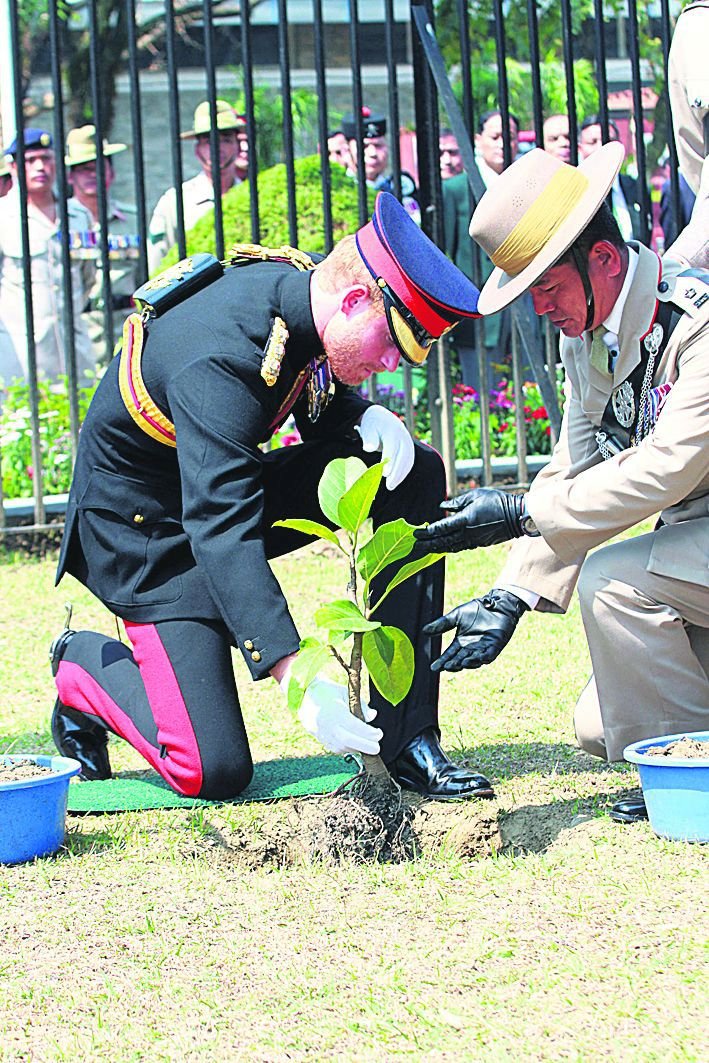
xmin=198 ymin=789 xmax=502 ymax=868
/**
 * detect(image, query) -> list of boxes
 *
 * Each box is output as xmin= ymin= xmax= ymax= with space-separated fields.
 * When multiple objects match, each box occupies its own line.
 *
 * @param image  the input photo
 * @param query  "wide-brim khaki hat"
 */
xmin=470 ymin=142 xmax=625 ymax=315
xmin=180 ymin=100 xmax=246 ymax=139
xmin=65 ymin=124 xmax=127 ymax=166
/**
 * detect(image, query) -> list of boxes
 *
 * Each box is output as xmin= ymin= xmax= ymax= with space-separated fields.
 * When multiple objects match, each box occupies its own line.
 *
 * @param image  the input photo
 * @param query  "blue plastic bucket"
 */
xmin=623 ymin=731 xmax=709 ymax=843
xmin=0 ymin=755 xmax=82 ymax=865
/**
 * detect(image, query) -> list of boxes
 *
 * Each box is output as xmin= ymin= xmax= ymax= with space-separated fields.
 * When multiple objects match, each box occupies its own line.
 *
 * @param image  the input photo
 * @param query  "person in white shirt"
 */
xmin=0 ymin=128 xmax=95 ymax=385
xmin=147 ymin=100 xmax=248 ymax=275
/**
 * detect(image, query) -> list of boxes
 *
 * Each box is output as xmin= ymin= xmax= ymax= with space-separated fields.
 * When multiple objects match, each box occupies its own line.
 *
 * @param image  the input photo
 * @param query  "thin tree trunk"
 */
xmin=348 ymin=631 xmax=391 ymax=782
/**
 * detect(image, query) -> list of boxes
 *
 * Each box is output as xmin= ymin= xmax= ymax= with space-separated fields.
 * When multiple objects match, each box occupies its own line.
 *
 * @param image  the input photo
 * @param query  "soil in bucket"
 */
xmin=644 ymin=738 xmax=707 ymax=760
xmin=0 ymin=760 xmax=55 ymax=783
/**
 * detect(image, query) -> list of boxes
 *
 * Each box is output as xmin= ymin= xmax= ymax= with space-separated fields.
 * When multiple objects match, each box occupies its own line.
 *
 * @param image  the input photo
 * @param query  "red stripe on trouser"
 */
xmin=55 ymin=622 xmax=203 ymax=796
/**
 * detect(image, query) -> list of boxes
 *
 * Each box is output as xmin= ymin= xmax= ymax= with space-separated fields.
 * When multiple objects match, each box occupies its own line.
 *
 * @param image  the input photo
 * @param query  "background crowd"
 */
xmin=0 ymin=95 xmax=689 ymax=397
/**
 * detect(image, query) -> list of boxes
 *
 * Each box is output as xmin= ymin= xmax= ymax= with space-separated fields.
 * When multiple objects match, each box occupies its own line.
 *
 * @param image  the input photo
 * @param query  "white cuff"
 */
xmin=497 ymin=583 xmax=540 ymax=611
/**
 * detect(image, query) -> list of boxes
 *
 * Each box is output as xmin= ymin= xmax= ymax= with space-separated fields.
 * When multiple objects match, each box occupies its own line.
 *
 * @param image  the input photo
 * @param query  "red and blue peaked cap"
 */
xmin=356 ymin=192 xmax=480 ymax=365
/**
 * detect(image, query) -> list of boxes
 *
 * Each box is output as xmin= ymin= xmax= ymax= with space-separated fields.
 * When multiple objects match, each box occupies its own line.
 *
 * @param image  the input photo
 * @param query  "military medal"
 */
xmin=643 ymin=323 xmax=663 ymax=356
xmin=260 ymin=316 xmax=289 ymax=386
xmin=611 ymin=380 xmax=635 ymax=428
xmin=307 ymin=355 xmax=335 ymax=422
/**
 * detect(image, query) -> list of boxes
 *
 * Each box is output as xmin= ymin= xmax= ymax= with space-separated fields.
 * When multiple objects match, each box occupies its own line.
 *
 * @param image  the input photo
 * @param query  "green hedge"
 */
xmin=161 ymin=155 xmax=376 ymax=270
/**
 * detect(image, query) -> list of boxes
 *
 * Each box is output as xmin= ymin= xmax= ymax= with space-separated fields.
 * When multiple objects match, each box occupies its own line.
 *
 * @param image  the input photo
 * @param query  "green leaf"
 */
xmin=371 ymin=553 xmax=445 ymax=613
xmin=272 ymin=518 xmax=341 ymax=549
xmin=357 ymin=518 xmax=417 ymax=591
xmin=314 ymin=599 xmax=380 ymax=633
xmin=362 ymin=626 xmax=414 ymax=707
xmin=317 ymin=456 xmax=368 ymax=526
xmin=286 ymin=639 xmax=332 ymax=712
xmin=337 ymin=463 xmax=384 ymax=534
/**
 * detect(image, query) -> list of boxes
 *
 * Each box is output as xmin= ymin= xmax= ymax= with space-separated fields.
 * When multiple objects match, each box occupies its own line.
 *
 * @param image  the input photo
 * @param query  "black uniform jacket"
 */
xmin=57 ymin=261 xmax=370 ymax=679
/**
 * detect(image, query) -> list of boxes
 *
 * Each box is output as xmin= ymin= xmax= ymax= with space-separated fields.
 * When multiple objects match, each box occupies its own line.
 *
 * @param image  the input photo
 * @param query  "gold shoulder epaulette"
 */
xmin=225 ymin=242 xmax=317 ymax=273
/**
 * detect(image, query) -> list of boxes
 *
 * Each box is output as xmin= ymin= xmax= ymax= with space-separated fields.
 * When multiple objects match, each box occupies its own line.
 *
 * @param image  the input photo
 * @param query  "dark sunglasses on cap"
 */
xmin=376 ymin=278 xmax=454 ymax=366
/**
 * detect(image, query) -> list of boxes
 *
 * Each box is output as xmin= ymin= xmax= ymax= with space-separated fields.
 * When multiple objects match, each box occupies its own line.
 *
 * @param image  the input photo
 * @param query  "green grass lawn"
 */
xmin=0 ymin=541 xmax=707 ymax=1061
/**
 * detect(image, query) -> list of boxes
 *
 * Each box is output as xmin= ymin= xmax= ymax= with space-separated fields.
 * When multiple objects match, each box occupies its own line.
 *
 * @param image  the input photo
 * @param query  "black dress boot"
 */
xmin=609 ymin=795 xmax=648 ymax=823
xmin=390 ymin=727 xmax=494 ymax=800
xmin=51 ymin=699 xmax=112 ymax=781
xmin=49 ymin=627 xmax=112 ymax=781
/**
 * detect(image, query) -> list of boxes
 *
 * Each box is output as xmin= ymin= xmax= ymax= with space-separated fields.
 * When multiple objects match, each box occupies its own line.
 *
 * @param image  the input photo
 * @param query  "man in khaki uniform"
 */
xmin=414 ymin=144 xmax=709 ymax=823
xmin=65 ymin=125 xmax=140 ymax=364
xmin=147 ymin=100 xmax=248 ymax=275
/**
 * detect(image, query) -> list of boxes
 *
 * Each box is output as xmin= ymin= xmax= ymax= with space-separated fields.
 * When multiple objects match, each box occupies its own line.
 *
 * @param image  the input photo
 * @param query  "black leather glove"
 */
xmin=414 ymin=488 xmax=532 ymax=553
xmin=422 ymin=588 xmax=529 ymax=672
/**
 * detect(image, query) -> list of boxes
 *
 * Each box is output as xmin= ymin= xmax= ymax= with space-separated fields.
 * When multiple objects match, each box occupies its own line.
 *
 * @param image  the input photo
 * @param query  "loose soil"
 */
xmin=196 ymin=787 xmax=502 ymax=868
xmin=644 ymin=737 xmax=708 ymax=760
xmin=0 ymin=759 xmax=54 ymax=782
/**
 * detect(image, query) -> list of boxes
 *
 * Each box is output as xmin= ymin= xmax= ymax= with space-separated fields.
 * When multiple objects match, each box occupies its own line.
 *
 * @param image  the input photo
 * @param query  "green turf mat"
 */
xmin=66 ymin=755 xmax=354 ymax=813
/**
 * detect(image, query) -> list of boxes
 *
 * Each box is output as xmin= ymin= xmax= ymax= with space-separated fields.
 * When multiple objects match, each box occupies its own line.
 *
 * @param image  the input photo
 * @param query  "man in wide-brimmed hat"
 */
xmin=414 ymin=144 xmax=709 ymax=824
xmin=147 ymin=100 xmax=248 ymax=274
xmin=65 ymin=124 xmax=140 ymax=362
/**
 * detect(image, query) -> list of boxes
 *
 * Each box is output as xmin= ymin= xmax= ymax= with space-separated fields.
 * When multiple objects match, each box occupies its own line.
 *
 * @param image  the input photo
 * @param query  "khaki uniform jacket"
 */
xmin=147 ymin=172 xmax=241 ymax=276
xmin=69 ymin=196 xmax=141 ymax=363
xmin=0 ymin=192 xmax=96 ymax=385
xmin=499 ymin=244 xmax=709 ymax=611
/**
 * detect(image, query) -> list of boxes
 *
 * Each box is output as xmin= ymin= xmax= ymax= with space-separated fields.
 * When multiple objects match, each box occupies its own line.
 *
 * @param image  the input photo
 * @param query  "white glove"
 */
xmin=281 ymin=672 xmax=382 ymax=755
xmin=355 ymin=405 xmax=415 ymax=491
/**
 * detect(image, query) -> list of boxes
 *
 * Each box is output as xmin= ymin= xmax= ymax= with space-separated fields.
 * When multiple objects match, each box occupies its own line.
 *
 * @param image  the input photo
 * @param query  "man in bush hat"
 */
xmin=65 ymin=124 xmax=140 ymax=363
xmin=342 ymin=106 xmax=419 ymax=221
xmin=147 ymin=100 xmax=249 ymax=274
xmin=0 ymin=128 xmax=95 ymax=384
xmin=49 ymin=191 xmax=495 ymax=804
xmin=414 ymin=145 xmax=709 ymax=823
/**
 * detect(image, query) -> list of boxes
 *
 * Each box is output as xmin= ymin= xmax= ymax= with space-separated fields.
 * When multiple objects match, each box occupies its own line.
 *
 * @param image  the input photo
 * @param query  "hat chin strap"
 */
xmin=570 ymin=244 xmax=595 ymax=333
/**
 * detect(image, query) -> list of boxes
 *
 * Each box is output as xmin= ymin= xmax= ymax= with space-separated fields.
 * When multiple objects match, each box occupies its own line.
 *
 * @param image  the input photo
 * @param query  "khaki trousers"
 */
xmin=574 ymin=525 xmax=709 ymax=761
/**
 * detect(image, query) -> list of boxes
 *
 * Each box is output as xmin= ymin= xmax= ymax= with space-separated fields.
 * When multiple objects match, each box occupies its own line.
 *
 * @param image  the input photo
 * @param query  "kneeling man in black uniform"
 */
xmin=50 ymin=192 xmax=494 ymax=801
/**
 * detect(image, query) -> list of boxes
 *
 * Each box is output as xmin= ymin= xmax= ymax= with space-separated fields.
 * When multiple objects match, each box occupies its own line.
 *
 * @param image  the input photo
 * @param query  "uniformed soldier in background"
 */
xmin=342 ymin=107 xmax=420 ymax=222
xmin=49 ymin=192 xmax=496 ymax=804
xmin=147 ymin=100 xmax=249 ymax=276
xmin=65 ymin=125 xmax=140 ymax=364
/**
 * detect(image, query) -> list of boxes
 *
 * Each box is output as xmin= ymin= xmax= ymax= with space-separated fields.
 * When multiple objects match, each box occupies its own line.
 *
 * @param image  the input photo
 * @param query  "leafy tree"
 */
xmin=275 ymin=456 xmax=442 ymax=788
xmin=434 ymin=0 xmax=682 ymax=168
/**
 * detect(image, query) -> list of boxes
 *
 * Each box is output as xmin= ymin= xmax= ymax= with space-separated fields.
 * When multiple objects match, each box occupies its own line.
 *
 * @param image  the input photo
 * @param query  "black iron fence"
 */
xmin=0 ymin=0 xmax=686 ymax=534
